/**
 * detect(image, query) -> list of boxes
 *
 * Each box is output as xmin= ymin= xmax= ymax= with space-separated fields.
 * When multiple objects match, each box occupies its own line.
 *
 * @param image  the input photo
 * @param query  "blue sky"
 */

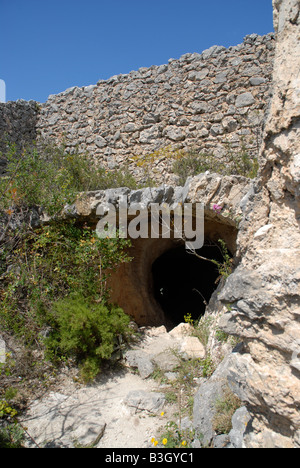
xmin=0 ymin=0 xmax=274 ymax=103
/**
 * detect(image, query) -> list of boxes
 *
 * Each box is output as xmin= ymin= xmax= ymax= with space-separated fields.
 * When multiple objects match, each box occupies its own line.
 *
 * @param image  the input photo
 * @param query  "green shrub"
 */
xmin=211 ymin=239 xmax=234 ymax=281
xmin=0 ymin=143 xmax=75 ymax=216
xmin=172 ymin=150 xmax=211 ymax=186
xmin=0 ymin=220 xmax=132 ymax=345
xmin=172 ymin=144 xmax=259 ymax=185
xmin=0 ymin=422 xmax=25 ymax=449
xmin=46 ymin=296 xmax=133 ymax=382
xmin=0 ymin=140 xmax=135 ymax=387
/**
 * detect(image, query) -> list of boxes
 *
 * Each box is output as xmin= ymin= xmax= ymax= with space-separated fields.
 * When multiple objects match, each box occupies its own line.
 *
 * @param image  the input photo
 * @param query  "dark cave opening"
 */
xmin=152 ymin=243 xmax=227 ymax=327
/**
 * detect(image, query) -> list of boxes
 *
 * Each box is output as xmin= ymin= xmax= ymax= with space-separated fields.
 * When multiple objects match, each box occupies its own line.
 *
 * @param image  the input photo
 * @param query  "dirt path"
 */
xmin=20 ymin=325 xmax=194 ymax=448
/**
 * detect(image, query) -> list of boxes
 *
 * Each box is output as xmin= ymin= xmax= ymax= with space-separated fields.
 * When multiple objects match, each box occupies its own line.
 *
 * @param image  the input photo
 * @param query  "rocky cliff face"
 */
xmin=218 ymin=0 xmax=300 ymax=448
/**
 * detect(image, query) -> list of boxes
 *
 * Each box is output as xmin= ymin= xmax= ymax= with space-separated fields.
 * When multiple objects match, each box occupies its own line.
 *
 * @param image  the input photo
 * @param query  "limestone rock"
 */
xmin=217 ymin=0 xmax=300 ymax=447
xmin=0 ymin=336 xmax=5 ymax=364
xmin=124 ymin=350 xmax=154 ymax=379
xmin=179 ymin=336 xmax=206 ymax=359
xmin=228 ymin=407 xmax=252 ymax=448
xmin=235 ymin=92 xmax=255 ymax=108
xmin=21 ymin=392 xmax=106 ymax=448
xmin=124 ymin=390 xmax=165 ymax=414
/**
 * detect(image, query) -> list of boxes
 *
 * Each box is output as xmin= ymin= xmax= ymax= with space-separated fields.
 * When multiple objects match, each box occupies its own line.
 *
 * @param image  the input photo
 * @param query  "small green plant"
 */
xmin=215 ymin=329 xmax=229 ymax=343
xmin=184 ymin=313 xmax=195 ymax=327
xmin=153 ymin=421 xmax=195 ymax=448
xmin=193 ymin=315 xmax=214 ymax=347
xmin=213 ymin=386 xmax=241 ymax=435
xmin=200 ymin=354 xmax=215 ymax=378
xmin=0 ymin=399 xmax=25 ymax=449
xmin=211 ymin=239 xmax=234 ymax=281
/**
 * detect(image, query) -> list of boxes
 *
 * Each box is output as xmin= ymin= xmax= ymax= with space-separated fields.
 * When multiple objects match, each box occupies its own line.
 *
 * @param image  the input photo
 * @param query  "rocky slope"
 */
xmin=217 ymin=0 xmax=300 ymax=448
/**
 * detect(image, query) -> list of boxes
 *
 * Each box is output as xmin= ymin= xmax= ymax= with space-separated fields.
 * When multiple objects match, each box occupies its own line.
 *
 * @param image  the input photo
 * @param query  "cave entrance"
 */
xmin=108 ymin=216 xmax=237 ymax=328
xmin=152 ymin=243 xmax=226 ymax=327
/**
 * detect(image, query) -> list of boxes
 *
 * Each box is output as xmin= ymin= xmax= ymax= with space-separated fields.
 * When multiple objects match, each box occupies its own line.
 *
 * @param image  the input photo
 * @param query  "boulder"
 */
xmin=124 ymin=350 xmax=154 ymax=379
xmin=228 ymin=406 xmax=252 ymax=448
xmin=179 ymin=336 xmax=206 ymax=359
xmin=235 ymin=92 xmax=255 ymax=108
xmin=193 ymin=354 xmax=233 ymax=446
xmin=124 ymin=390 xmax=165 ymax=414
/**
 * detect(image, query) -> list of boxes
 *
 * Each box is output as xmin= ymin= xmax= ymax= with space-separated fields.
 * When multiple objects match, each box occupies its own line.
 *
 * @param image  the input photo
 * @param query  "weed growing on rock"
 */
xmin=172 ymin=144 xmax=259 ymax=185
xmin=213 ymin=385 xmax=241 ymax=435
xmin=153 ymin=421 xmax=195 ymax=448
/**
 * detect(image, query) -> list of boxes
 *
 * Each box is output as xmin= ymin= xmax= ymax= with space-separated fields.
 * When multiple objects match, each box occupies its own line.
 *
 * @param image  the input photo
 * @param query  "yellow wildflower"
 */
xmin=181 ymin=440 xmax=187 ymax=446
xmin=160 ymin=411 xmax=165 ymax=416
xmin=154 ymin=440 xmax=158 ymax=447
xmin=162 ymin=438 xmax=167 ymax=446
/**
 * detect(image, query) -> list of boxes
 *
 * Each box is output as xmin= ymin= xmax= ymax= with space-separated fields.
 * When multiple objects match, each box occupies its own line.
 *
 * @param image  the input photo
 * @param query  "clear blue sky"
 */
xmin=0 ymin=0 xmax=274 ymax=103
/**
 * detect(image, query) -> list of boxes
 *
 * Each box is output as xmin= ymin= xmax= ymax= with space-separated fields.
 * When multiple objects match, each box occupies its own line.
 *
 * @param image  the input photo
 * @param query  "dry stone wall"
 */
xmin=0 ymin=100 xmax=39 ymax=174
xmin=35 ymin=33 xmax=275 ymax=183
xmin=0 ymin=34 xmax=275 ymax=184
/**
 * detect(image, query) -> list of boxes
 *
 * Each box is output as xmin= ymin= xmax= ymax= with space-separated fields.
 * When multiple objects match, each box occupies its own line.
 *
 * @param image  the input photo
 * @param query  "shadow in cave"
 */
xmin=152 ymin=243 xmax=227 ymax=327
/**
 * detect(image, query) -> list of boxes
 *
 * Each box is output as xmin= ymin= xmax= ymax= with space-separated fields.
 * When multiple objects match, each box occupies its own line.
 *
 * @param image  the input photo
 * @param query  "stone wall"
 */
xmin=0 ymin=100 xmax=39 ymax=174
xmin=35 ymin=33 xmax=275 ymax=184
xmin=0 ymin=34 xmax=275 ymax=184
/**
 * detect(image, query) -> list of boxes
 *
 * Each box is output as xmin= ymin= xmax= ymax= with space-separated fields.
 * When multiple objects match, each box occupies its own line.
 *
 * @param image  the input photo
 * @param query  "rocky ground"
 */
xmin=20 ymin=324 xmax=199 ymax=448
xmin=19 ymin=323 xmax=249 ymax=449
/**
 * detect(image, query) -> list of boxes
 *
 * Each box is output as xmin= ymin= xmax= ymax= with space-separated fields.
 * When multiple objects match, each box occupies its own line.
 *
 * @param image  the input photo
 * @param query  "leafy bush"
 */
xmin=172 ymin=145 xmax=259 ymax=185
xmin=46 ymin=296 xmax=133 ymax=382
xmin=0 ymin=399 xmax=24 ymax=449
xmin=0 ymin=220 xmax=132 ymax=345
